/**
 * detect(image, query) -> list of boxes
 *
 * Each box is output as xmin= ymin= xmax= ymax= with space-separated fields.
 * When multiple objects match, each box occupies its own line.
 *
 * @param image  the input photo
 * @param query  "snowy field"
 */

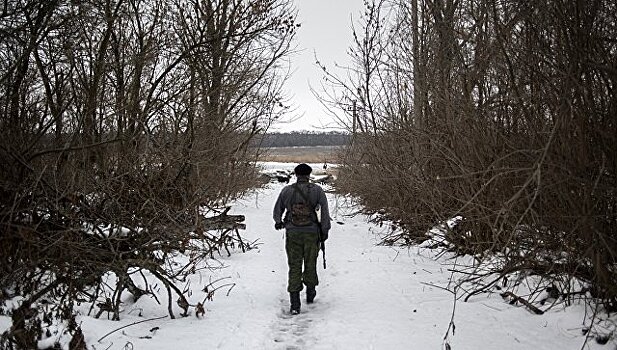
xmin=1 ymin=163 xmax=612 ymax=349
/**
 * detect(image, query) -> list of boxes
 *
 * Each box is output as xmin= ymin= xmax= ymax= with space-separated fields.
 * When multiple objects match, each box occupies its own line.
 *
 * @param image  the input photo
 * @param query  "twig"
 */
xmin=443 ymin=256 xmax=461 ymax=346
xmin=480 ymin=302 xmax=504 ymax=312
xmin=420 ymin=282 xmax=455 ymax=294
xmin=226 ymin=283 xmax=237 ymax=297
xmin=464 ymin=273 xmax=507 ymax=302
xmin=201 ymin=282 xmax=236 ymax=304
xmin=443 ymin=286 xmax=458 ymax=342
xmin=97 ymin=315 xmax=168 ymax=343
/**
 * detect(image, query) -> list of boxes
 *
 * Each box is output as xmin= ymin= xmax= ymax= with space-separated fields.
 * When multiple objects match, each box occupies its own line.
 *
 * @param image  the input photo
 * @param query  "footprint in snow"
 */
xmin=270 ymin=297 xmax=318 ymax=349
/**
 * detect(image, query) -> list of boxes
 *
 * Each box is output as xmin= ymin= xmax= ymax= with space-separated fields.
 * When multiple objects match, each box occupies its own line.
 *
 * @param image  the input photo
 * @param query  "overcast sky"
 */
xmin=272 ymin=0 xmax=365 ymax=132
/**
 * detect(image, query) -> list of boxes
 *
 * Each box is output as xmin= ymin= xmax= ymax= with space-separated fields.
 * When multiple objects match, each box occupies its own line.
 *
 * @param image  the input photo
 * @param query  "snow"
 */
xmin=1 ymin=162 xmax=612 ymax=349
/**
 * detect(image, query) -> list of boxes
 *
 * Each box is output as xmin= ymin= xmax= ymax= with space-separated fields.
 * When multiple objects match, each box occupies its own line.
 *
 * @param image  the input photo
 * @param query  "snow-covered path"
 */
xmin=72 ymin=165 xmax=604 ymax=350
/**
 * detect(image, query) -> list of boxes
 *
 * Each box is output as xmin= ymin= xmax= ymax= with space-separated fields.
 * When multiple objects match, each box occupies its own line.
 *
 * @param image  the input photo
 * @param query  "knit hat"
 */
xmin=294 ymin=163 xmax=312 ymax=176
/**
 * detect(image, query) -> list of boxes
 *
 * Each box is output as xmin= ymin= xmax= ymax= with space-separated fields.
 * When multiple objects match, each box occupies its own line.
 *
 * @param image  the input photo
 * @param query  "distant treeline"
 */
xmin=256 ymin=131 xmax=350 ymax=147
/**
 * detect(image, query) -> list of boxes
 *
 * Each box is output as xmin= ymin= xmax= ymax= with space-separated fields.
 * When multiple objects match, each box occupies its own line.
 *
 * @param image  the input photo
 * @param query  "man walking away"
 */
xmin=273 ymin=163 xmax=331 ymax=315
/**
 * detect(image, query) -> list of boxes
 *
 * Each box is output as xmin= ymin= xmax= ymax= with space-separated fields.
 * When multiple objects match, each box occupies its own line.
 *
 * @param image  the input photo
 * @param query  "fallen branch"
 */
xmin=202 ymin=209 xmax=246 ymax=231
xmin=500 ymin=291 xmax=544 ymax=315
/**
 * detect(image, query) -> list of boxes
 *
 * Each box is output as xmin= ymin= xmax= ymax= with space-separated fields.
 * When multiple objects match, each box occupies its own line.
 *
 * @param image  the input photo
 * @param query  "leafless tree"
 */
xmin=328 ymin=0 xmax=617 ymax=311
xmin=0 ymin=0 xmax=297 ymax=347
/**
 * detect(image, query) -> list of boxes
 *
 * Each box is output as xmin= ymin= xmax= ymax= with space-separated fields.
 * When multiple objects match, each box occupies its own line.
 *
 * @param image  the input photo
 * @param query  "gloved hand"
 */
xmin=320 ymin=230 xmax=328 ymax=242
xmin=275 ymin=222 xmax=285 ymax=230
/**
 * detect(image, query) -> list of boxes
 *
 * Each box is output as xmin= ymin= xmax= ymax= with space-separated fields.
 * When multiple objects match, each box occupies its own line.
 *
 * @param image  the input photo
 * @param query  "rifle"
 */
xmin=318 ymin=224 xmax=327 ymax=269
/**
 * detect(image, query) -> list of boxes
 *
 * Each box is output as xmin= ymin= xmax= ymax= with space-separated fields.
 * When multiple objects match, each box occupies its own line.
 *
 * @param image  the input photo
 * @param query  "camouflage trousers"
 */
xmin=285 ymin=230 xmax=320 ymax=293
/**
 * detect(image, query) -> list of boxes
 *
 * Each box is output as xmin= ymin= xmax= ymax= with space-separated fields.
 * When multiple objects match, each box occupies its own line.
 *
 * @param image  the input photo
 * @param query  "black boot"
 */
xmin=306 ymin=286 xmax=316 ymax=304
xmin=290 ymin=292 xmax=301 ymax=315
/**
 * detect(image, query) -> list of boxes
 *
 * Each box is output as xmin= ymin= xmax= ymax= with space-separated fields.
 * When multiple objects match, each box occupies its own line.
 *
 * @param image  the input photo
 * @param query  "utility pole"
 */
xmin=352 ymin=99 xmax=357 ymax=136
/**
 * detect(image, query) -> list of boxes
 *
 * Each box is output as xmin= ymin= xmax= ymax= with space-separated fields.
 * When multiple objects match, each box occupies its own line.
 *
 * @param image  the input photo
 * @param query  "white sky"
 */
xmin=272 ymin=0 xmax=365 ymax=132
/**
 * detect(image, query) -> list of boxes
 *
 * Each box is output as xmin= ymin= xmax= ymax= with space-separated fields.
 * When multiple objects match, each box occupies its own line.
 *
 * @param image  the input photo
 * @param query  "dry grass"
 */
xmin=258 ymin=146 xmax=343 ymax=163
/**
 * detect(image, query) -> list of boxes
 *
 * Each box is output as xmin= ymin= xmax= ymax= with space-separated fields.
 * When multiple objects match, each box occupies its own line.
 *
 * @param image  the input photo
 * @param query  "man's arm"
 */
xmin=318 ymin=188 xmax=331 ymax=232
xmin=273 ymin=188 xmax=287 ymax=225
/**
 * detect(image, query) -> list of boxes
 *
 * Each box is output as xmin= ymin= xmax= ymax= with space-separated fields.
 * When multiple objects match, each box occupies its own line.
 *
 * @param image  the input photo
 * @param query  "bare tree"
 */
xmin=0 ymin=0 xmax=297 ymax=347
xmin=328 ymin=0 xmax=617 ymax=311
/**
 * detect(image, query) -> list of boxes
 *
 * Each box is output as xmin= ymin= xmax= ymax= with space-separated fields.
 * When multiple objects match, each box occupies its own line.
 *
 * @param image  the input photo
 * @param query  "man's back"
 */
xmin=273 ymin=180 xmax=331 ymax=233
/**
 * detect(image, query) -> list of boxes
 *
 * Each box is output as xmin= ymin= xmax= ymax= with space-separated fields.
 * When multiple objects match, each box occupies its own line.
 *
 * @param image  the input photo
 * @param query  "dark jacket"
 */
xmin=273 ymin=177 xmax=331 ymax=234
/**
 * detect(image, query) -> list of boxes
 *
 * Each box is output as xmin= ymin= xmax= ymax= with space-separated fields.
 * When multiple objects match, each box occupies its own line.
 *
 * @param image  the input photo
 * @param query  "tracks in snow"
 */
xmin=270 ymin=295 xmax=326 ymax=349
